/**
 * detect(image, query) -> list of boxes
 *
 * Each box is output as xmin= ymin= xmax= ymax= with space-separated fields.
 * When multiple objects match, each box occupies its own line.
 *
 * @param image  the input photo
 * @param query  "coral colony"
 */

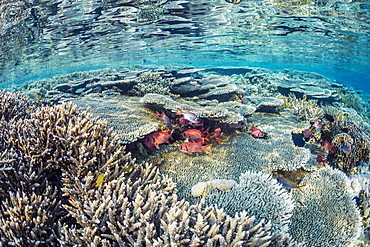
xmin=2 ymin=66 xmax=370 ymax=246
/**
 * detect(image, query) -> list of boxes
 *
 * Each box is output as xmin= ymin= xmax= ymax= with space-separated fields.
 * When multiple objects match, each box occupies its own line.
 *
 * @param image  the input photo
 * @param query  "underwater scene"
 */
xmin=0 ymin=0 xmax=370 ymax=246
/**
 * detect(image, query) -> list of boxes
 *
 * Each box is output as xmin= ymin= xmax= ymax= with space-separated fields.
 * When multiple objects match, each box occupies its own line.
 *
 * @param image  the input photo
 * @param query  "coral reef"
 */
xmin=3 ymin=62 xmax=368 ymax=245
xmin=133 ymin=71 xmax=174 ymax=96
xmin=289 ymin=167 xmax=362 ymax=247
xmin=284 ymin=93 xmax=324 ymax=122
xmin=0 ymin=91 xmax=301 ymax=246
xmin=320 ymin=106 xmax=370 ymax=174
xmin=0 ymin=94 xmax=138 ymax=245
xmin=243 ymin=68 xmax=341 ymax=102
xmin=0 ymin=90 xmax=35 ymax=121
xmin=201 ymin=171 xmax=295 ymax=234
xmin=60 ymin=160 xmax=299 ymax=246
xmin=72 ymin=95 xmax=163 ymax=144
xmin=0 ymin=98 xmax=118 ymax=245
xmin=141 ymin=93 xmax=256 ymax=125
xmin=156 ymin=111 xmax=318 ymax=210
xmin=247 ymin=96 xmax=285 ymax=113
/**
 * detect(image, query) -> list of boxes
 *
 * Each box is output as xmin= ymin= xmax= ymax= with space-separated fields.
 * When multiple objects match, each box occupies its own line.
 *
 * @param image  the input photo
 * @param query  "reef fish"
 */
xmin=227 ymin=121 xmax=245 ymax=129
xmin=313 ymin=120 xmax=323 ymax=129
xmin=277 ymin=177 xmax=306 ymax=191
xmin=250 ymin=127 xmax=266 ymax=138
xmin=95 ymin=173 xmax=105 ymax=187
xmin=292 ymin=133 xmax=305 ymax=147
xmin=182 ymin=129 xmax=209 ymax=143
xmin=316 ymin=154 xmax=327 ymax=166
xmin=213 ymin=128 xmax=222 ymax=143
xmin=321 ymin=141 xmax=335 ymax=152
xmin=156 ymin=111 xmax=172 ymax=130
xmin=303 ymin=129 xmax=313 ymax=139
xmin=144 ymin=130 xmax=174 ymax=150
xmin=178 ymin=142 xmax=211 ymax=155
xmin=341 ymin=144 xmax=352 ymax=154
xmin=177 ymin=108 xmax=202 ymax=125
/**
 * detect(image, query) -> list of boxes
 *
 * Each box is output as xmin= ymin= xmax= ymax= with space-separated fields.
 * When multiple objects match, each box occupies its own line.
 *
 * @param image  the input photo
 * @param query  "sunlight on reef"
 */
xmin=2 ymin=65 xmax=370 ymax=246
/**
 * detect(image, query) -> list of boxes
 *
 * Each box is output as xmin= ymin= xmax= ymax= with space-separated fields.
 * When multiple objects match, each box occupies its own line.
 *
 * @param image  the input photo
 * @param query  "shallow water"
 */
xmin=0 ymin=0 xmax=369 ymax=91
xmin=1 ymin=1 xmax=370 ymax=246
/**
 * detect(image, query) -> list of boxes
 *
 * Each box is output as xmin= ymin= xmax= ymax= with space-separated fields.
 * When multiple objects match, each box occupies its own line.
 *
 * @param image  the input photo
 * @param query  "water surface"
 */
xmin=0 ymin=0 xmax=369 ymax=91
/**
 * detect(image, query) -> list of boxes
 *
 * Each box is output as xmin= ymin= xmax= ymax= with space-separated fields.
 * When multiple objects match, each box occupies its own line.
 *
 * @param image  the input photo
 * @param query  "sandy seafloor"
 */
xmin=4 ymin=64 xmax=370 ymax=246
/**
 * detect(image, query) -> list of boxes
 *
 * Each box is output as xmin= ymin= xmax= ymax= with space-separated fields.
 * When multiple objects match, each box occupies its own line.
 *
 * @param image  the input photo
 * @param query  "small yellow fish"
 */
xmin=125 ymin=166 xmax=133 ymax=173
xmin=95 ymin=173 xmax=105 ymax=187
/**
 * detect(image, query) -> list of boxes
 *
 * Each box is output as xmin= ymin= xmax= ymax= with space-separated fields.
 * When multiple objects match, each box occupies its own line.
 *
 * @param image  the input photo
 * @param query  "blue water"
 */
xmin=0 ymin=0 xmax=369 ymax=92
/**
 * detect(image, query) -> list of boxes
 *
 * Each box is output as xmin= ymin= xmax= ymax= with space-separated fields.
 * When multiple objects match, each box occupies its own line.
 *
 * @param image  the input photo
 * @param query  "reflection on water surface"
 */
xmin=0 ymin=0 xmax=369 ymax=89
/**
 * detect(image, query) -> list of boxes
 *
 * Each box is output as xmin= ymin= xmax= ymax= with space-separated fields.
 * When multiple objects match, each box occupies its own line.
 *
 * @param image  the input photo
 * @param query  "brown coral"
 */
xmin=0 ymin=91 xmax=300 ymax=246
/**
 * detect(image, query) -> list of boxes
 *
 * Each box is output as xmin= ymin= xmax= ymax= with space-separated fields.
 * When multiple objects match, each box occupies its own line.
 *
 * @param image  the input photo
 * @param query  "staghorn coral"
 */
xmin=0 ymin=186 xmax=59 ymax=246
xmin=289 ymin=167 xmax=362 ymax=247
xmin=286 ymin=93 xmax=324 ymax=122
xmin=0 ymin=90 xmax=35 ymax=121
xmin=0 ymin=94 xmax=134 ymax=245
xmin=201 ymin=171 xmax=296 ymax=234
xmin=0 ymin=91 xmax=300 ymax=246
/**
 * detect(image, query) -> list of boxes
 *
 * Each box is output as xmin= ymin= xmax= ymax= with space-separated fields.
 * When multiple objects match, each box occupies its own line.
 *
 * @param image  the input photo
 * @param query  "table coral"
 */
xmin=72 ymin=95 xmax=162 ymax=144
xmin=289 ymin=167 xmax=362 ymax=247
xmin=202 ymin=171 xmax=295 ymax=234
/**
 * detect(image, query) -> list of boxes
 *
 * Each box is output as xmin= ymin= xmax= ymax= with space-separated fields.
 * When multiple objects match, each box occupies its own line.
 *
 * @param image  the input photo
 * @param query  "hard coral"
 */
xmin=202 ymin=171 xmax=295 ymax=233
xmin=286 ymin=93 xmax=324 ymax=122
xmin=289 ymin=167 xmax=362 ymax=247
xmin=321 ymin=107 xmax=370 ymax=174
xmin=0 ymin=92 xmax=300 ymax=246
xmin=0 ymin=94 xmax=129 ymax=246
xmin=72 ymin=95 xmax=162 ymax=144
xmin=0 ymin=90 xmax=35 ymax=121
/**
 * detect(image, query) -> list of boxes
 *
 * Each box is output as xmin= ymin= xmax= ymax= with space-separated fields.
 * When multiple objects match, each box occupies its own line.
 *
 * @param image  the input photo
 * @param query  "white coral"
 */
xmin=191 ymin=179 xmax=238 ymax=197
xmin=349 ymin=173 xmax=370 ymax=196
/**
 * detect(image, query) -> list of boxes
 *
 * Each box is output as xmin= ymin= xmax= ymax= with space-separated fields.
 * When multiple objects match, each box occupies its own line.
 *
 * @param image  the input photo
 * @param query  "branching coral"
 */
xmin=286 ymin=93 xmax=324 ymax=122
xmin=0 ymin=90 xmax=35 ymax=121
xmin=0 ymin=187 xmax=59 ymax=246
xmin=60 ymin=161 xmax=300 ymax=246
xmin=0 ymin=91 xmax=300 ymax=246
xmin=0 ymin=93 xmax=133 ymax=245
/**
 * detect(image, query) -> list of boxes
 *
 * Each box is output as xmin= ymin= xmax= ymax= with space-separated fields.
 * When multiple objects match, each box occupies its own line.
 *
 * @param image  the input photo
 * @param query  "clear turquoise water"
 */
xmin=0 ymin=0 xmax=369 ymax=91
